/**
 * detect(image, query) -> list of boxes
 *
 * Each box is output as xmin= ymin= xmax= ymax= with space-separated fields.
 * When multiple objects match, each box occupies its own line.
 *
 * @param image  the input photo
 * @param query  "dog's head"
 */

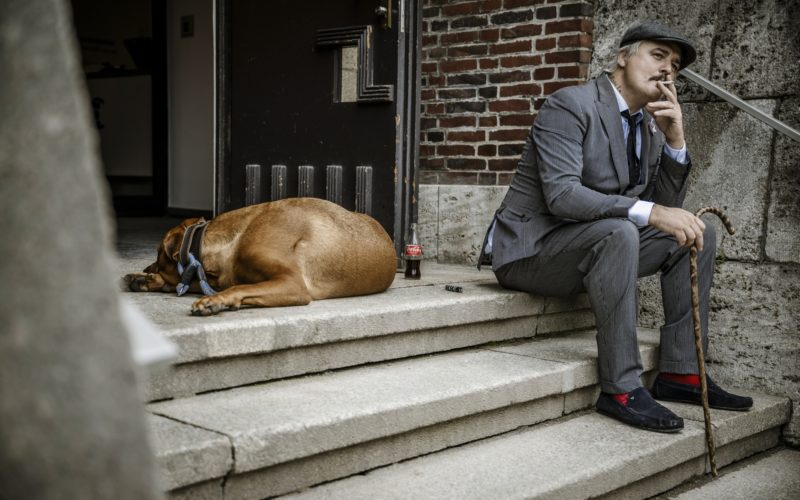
xmin=143 ymin=217 xmax=206 ymax=284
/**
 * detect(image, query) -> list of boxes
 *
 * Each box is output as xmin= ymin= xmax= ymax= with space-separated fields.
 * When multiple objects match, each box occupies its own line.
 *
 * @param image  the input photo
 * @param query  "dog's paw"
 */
xmin=122 ymin=273 xmax=148 ymax=292
xmin=191 ymin=295 xmax=232 ymax=316
xmin=122 ymin=273 xmax=166 ymax=292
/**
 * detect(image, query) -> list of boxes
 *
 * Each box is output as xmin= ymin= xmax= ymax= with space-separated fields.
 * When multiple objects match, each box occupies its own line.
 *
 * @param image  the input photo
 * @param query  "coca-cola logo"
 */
xmin=404 ymin=244 xmax=422 ymax=257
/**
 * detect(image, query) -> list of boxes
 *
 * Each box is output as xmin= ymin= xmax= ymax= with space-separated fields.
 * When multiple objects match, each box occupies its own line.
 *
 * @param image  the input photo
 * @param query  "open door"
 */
xmin=216 ymin=0 xmax=420 ymax=256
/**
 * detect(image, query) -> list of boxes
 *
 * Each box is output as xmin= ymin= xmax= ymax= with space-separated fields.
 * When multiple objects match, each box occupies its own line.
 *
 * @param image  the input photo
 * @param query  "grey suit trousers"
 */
xmin=494 ymin=218 xmax=716 ymax=394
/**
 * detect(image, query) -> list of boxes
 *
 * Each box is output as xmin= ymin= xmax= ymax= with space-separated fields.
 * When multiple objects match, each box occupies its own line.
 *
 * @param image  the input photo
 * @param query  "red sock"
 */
xmin=611 ymin=392 xmax=629 ymax=406
xmin=661 ymin=372 xmax=701 ymax=387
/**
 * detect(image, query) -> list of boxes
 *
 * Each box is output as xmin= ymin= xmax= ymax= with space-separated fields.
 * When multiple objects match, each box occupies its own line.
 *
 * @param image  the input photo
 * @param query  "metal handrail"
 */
xmin=680 ymin=68 xmax=800 ymax=143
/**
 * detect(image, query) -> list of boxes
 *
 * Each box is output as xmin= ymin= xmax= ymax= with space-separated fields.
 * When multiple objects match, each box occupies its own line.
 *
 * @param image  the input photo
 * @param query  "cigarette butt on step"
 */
xmin=445 ymin=285 xmax=463 ymax=293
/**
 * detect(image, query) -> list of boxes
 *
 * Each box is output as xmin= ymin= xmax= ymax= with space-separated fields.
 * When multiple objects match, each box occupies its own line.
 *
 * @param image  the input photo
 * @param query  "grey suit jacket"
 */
xmin=479 ymin=75 xmax=691 ymax=271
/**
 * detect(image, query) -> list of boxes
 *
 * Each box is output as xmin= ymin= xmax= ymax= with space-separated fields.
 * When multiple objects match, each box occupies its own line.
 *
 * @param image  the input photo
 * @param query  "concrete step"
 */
xmin=147 ymin=329 xmax=661 ymax=497
xmin=659 ymin=447 xmax=800 ymax=499
xmin=132 ymin=264 xmax=593 ymax=401
xmin=281 ymin=394 xmax=791 ymax=500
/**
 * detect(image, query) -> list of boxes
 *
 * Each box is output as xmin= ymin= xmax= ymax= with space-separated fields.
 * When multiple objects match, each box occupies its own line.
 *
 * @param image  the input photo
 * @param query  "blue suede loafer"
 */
xmin=596 ymin=386 xmax=684 ymax=433
xmin=651 ymin=374 xmax=753 ymax=411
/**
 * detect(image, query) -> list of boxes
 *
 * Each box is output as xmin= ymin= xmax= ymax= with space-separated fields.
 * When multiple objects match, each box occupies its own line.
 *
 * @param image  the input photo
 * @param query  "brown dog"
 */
xmin=123 ymin=198 xmax=397 ymax=315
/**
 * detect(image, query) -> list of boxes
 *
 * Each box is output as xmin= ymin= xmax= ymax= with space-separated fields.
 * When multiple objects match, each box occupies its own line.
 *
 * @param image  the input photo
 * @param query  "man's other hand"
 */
xmin=649 ymin=205 xmax=706 ymax=251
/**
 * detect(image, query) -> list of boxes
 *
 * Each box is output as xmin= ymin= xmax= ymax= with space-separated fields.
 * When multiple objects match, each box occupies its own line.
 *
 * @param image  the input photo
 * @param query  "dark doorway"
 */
xmin=70 ymin=0 xmax=167 ymax=216
xmin=216 ymin=0 xmax=421 ymax=255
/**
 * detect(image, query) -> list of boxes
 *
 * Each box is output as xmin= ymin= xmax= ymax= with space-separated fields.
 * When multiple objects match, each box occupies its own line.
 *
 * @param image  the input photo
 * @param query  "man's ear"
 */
xmin=617 ymin=49 xmax=627 ymax=68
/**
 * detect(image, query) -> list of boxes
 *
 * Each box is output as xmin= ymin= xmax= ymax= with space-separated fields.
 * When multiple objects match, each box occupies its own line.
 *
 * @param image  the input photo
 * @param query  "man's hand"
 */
xmin=649 ymin=204 xmax=706 ymax=251
xmin=645 ymin=80 xmax=685 ymax=150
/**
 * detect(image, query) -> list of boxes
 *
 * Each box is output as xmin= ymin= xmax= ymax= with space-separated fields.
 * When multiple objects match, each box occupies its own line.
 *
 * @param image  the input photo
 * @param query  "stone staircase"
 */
xmin=131 ymin=264 xmax=791 ymax=499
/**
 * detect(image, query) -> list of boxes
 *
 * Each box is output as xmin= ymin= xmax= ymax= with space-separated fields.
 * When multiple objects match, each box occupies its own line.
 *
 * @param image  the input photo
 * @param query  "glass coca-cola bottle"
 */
xmin=404 ymin=222 xmax=422 ymax=279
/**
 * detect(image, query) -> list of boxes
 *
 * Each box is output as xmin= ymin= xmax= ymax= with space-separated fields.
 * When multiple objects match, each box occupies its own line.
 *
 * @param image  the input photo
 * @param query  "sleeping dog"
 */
xmin=122 ymin=198 xmax=397 ymax=315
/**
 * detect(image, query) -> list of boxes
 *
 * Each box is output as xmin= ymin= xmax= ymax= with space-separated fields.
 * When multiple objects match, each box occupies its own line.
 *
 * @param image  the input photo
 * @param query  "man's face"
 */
xmin=619 ymin=41 xmax=682 ymax=104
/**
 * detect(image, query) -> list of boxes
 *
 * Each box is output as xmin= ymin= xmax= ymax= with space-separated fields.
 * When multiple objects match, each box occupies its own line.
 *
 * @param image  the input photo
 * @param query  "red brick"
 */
xmin=448 ymin=44 xmax=489 ymax=57
xmin=533 ymin=66 xmax=555 ymax=79
xmin=419 ymin=157 xmax=445 ymax=170
xmin=419 ymin=145 xmax=436 ymax=157
xmin=489 ymin=128 xmax=529 ymax=141
xmin=421 ymin=62 xmax=438 ymax=74
xmin=543 ymin=80 xmax=582 ymax=94
xmin=488 ymin=158 xmax=519 ymax=171
xmin=488 ymin=70 xmax=530 ymax=83
xmin=440 ymin=116 xmax=477 ymax=128
xmin=478 ymin=144 xmax=497 ymax=156
xmin=422 ymin=34 xmax=439 ymax=47
xmin=438 ymin=88 xmax=477 ymax=99
xmin=426 ymin=103 xmax=445 ymax=114
xmin=478 ymin=172 xmax=498 ymax=185
xmin=442 ymin=1 xmax=482 ymax=16
xmin=479 ymin=58 xmax=499 ymax=69
xmin=448 ymin=130 xmax=486 ymax=142
xmin=489 ymin=40 xmax=532 ymax=55
xmin=479 ymin=115 xmax=498 ymax=127
xmin=544 ymin=49 xmax=592 ymax=64
xmin=498 ymin=172 xmax=515 ymax=184
xmin=535 ymin=37 xmax=557 ymax=51
xmin=440 ymin=59 xmax=478 ymax=73
xmin=479 ymin=28 xmax=501 ymax=42
xmin=504 ymin=0 xmax=545 ymax=8
xmin=437 ymin=144 xmax=475 ymax=156
xmin=427 ymin=75 xmax=446 ymax=87
xmin=421 ymin=89 xmax=436 ymax=100
xmin=441 ymin=30 xmax=480 ymax=45
xmin=498 ymin=142 xmax=525 ymax=156
xmin=501 ymin=55 xmax=539 ymax=68
xmin=557 ymin=64 xmax=589 ymax=79
xmin=447 ymin=157 xmax=486 ymax=170
xmin=478 ymin=0 xmax=503 ymax=12
xmin=500 ymin=113 xmax=534 ymax=126
xmin=558 ymin=34 xmax=593 ymax=49
xmin=500 ymin=82 xmax=540 ymax=97
xmin=488 ymin=99 xmax=531 ymax=112
xmin=544 ymin=19 xmax=593 ymax=35
xmin=501 ymin=24 xmax=542 ymax=39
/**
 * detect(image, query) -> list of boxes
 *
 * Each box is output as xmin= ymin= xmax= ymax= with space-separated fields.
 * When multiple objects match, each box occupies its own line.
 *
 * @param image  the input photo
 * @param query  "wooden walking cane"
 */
xmin=690 ymin=207 xmax=735 ymax=478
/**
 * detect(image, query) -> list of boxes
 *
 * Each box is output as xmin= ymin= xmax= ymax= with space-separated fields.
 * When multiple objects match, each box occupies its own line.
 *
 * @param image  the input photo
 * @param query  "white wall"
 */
xmin=167 ymin=0 xmax=213 ymax=211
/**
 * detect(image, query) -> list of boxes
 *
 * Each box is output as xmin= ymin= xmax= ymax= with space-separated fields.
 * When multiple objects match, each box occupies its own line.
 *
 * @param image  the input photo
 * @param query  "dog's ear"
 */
xmin=164 ymin=230 xmax=183 ymax=262
xmin=180 ymin=217 xmax=204 ymax=228
xmin=143 ymin=261 xmax=159 ymax=273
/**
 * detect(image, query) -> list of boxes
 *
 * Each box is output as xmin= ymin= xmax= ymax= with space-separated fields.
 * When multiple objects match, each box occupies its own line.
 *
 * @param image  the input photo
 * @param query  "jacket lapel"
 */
xmin=595 ymin=76 xmax=629 ymax=190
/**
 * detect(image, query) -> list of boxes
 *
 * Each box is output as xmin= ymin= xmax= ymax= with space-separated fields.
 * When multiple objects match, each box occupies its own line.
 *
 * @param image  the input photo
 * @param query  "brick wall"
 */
xmin=419 ymin=0 xmax=594 ymax=186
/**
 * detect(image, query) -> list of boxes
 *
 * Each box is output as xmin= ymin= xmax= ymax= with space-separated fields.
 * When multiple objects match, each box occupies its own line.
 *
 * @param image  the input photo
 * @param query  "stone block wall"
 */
xmin=419 ymin=0 xmax=594 ymax=186
xmin=419 ymin=0 xmax=800 ymax=443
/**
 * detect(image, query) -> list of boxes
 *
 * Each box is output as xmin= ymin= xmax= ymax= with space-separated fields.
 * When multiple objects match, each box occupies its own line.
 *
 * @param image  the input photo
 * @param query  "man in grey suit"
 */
xmin=479 ymin=21 xmax=752 ymax=433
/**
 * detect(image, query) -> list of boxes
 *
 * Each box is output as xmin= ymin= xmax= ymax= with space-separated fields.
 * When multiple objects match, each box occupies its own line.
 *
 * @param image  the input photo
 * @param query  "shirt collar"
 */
xmin=607 ymin=75 xmax=643 ymax=121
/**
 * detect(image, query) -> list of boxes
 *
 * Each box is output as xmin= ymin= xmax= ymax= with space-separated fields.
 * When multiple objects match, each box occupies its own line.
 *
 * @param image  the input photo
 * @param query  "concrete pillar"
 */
xmin=0 ymin=1 xmax=162 ymax=498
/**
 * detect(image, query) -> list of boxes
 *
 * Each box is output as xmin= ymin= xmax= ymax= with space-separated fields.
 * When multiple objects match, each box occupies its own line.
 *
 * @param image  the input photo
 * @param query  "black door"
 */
xmin=216 ymin=0 xmax=420 ymax=254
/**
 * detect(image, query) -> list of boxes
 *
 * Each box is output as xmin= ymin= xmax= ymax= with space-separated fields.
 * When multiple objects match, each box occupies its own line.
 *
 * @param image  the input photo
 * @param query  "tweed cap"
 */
xmin=620 ymin=21 xmax=696 ymax=69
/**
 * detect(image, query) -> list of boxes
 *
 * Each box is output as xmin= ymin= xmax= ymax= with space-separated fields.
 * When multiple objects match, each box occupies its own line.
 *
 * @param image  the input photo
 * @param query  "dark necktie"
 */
xmin=621 ymin=110 xmax=641 ymax=187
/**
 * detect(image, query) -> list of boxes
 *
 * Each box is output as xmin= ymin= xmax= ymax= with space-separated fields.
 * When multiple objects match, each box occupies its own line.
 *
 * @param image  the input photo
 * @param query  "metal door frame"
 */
xmin=212 ymin=0 xmax=421 ymax=253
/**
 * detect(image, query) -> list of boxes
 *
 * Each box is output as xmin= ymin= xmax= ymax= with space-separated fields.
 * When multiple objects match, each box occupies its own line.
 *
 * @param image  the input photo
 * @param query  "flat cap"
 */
xmin=620 ymin=21 xmax=696 ymax=69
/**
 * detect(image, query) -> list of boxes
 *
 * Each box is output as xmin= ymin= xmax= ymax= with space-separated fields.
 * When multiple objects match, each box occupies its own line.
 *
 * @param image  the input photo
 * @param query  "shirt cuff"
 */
xmin=664 ymin=142 xmax=688 ymax=164
xmin=628 ymin=200 xmax=654 ymax=227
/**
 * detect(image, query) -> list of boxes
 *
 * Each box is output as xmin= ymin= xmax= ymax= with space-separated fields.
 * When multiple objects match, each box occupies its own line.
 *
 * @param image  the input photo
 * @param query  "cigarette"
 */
xmin=445 ymin=285 xmax=463 ymax=293
xmin=660 ymin=80 xmax=674 ymax=85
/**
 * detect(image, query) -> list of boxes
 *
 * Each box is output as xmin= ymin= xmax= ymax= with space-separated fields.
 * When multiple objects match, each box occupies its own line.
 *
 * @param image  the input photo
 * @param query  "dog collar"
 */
xmin=176 ymin=221 xmax=216 ymax=297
